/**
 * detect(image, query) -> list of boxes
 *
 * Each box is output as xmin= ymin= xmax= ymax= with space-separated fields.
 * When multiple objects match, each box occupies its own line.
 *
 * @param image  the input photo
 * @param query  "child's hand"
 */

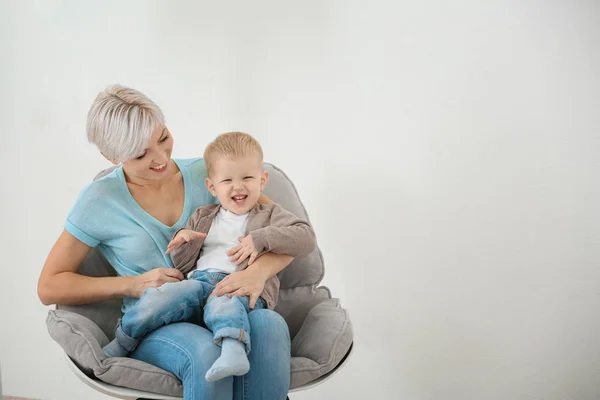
xmin=166 ymin=229 xmax=207 ymax=254
xmin=228 ymin=234 xmax=259 ymax=265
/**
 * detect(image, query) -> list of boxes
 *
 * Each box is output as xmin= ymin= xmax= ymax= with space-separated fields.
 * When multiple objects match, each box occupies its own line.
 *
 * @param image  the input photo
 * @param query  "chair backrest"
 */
xmin=57 ymin=162 xmax=326 ymax=340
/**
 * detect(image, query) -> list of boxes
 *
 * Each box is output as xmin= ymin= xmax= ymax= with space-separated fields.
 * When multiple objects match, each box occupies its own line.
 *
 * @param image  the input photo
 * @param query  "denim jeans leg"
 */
xmin=130 ymin=322 xmax=234 ymax=400
xmin=235 ymin=295 xmax=265 ymax=312
xmin=118 ymin=279 xmax=210 ymax=351
xmin=233 ymin=309 xmax=291 ymax=400
xmin=203 ymin=295 xmax=255 ymax=354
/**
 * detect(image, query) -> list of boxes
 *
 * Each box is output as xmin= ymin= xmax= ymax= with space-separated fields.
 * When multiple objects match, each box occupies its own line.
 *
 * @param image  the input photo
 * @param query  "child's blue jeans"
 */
xmin=114 ymin=271 xmax=265 ymax=355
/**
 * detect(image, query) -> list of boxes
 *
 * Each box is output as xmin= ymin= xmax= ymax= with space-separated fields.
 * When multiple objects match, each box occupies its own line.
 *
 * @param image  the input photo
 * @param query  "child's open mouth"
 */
xmin=232 ymin=195 xmax=248 ymax=205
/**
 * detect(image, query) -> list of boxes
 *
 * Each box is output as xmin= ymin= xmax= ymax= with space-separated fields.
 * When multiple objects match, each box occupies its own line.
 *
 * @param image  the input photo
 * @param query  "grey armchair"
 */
xmin=46 ymin=163 xmax=354 ymax=399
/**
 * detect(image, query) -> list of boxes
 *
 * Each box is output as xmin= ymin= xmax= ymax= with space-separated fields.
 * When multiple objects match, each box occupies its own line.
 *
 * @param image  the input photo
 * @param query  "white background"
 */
xmin=1 ymin=1 xmax=599 ymax=399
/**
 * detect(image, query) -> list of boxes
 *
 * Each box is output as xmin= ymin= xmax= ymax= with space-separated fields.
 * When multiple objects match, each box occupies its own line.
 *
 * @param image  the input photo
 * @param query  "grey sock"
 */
xmin=205 ymin=338 xmax=250 ymax=381
xmin=102 ymin=338 xmax=129 ymax=358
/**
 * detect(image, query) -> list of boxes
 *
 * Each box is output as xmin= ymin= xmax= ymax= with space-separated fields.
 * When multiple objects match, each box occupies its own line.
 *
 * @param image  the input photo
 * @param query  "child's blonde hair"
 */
xmin=204 ymin=132 xmax=264 ymax=177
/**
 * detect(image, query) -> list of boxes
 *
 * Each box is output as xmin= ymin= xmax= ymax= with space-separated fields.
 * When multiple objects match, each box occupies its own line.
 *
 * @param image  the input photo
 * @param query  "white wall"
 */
xmin=1 ymin=1 xmax=599 ymax=399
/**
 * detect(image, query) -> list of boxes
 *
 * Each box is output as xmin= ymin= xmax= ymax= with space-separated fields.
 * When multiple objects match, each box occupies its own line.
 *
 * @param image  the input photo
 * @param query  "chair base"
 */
xmin=288 ymin=342 xmax=354 ymax=393
xmin=136 ymin=397 xmax=293 ymax=400
xmin=66 ymin=342 xmax=353 ymax=399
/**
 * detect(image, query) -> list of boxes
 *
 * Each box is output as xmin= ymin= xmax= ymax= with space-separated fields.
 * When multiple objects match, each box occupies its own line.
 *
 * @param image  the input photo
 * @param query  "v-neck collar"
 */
xmin=117 ymin=159 xmax=191 ymax=229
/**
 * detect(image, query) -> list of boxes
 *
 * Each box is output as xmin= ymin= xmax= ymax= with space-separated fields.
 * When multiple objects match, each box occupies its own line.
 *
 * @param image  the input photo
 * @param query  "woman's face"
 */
xmin=121 ymin=124 xmax=174 ymax=183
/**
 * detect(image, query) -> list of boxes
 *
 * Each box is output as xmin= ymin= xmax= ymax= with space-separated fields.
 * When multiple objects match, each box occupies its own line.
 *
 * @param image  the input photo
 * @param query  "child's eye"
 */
xmin=136 ymin=152 xmax=147 ymax=160
xmin=160 ymin=135 xmax=170 ymax=143
xmin=243 ymin=176 xmax=254 ymax=180
xmin=222 ymin=179 xmax=232 ymax=183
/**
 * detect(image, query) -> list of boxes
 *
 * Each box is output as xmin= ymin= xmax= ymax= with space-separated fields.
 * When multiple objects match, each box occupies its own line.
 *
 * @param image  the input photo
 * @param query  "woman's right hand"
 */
xmin=132 ymin=268 xmax=184 ymax=298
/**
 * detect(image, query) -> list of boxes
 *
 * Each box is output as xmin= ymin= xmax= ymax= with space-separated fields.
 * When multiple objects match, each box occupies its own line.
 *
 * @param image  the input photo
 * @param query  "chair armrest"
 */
xmin=46 ymin=309 xmax=184 ymax=397
xmin=47 ymin=309 xmax=109 ymax=375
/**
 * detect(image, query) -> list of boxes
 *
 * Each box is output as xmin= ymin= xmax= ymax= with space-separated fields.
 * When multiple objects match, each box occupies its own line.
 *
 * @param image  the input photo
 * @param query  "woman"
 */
xmin=37 ymin=85 xmax=292 ymax=400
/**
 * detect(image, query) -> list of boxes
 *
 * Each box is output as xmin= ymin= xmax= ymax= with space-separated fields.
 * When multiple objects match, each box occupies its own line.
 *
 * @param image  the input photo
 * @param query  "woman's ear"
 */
xmin=205 ymin=178 xmax=217 ymax=197
xmin=260 ymin=170 xmax=269 ymax=191
xmin=101 ymin=152 xmax=118 ymax=165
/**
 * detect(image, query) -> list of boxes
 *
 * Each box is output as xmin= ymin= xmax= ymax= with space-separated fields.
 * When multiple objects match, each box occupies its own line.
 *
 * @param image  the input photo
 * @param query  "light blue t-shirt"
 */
xmin=65 ymin=158 xmax=218 ymax=312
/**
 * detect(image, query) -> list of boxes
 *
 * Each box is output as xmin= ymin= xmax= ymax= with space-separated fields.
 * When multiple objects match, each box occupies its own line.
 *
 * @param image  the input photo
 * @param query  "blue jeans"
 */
xmin=119 ymin=272 xmax=290 ymax=399
xmin=115 ymin=272 xmax=265 ymax=355
xmin=130 ymin=313 xmax=291 ymax=400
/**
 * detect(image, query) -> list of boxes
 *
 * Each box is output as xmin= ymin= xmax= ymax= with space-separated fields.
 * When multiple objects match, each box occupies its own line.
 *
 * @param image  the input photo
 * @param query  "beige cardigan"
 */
xmin=170 ymin=203 xmax=316 ymax=309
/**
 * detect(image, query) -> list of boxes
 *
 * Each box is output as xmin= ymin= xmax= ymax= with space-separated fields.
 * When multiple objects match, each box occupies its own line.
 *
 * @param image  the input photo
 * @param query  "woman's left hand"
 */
xmin=212 ymin=263 xmax=269 ymax=309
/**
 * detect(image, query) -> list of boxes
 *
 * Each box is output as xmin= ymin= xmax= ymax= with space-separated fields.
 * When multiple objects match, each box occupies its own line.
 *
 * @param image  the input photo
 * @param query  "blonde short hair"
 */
xmin=204 ymin=132 xmax=264 ymax=177
xmin=86 ymin=84 xmax=165 ymax=162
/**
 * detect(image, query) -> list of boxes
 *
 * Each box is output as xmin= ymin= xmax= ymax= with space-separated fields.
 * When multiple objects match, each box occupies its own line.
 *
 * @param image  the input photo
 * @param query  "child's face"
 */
xmin=205 ymin=155 xmax=268 ymax=215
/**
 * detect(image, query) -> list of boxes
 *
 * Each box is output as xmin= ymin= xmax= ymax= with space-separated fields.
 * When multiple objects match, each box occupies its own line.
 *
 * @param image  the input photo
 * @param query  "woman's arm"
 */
xmin=247 ymin=252 xmax=293 ymax=280
xmin=257 ymin=193 xmax=274 ymax=205
xmin=38 ymin=230 xmax=134 ymax=305
xmin=38 ymin=230 xmax=183 ymax=305
xmin=213 ymin=252 xmax=293 ymax=308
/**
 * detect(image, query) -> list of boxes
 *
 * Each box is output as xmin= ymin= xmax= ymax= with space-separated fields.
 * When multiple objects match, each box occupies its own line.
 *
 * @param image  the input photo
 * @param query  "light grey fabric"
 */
xmin=275 ymin=286 xmax=331 ymax=339
xmin=290 ymin=299 xmax=354 ymax=388
xmin=57 ymin=250 xmax=121 ymax=341
xmin=47 ymin=309 xmax=109 ymax=376
xmin=262 ymin=164 xmax=325 ymax=289
xmin=47 ymin=309 xmax=183 ymax=396
xmin=47 ymin=162 xmax=353 ymax=393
